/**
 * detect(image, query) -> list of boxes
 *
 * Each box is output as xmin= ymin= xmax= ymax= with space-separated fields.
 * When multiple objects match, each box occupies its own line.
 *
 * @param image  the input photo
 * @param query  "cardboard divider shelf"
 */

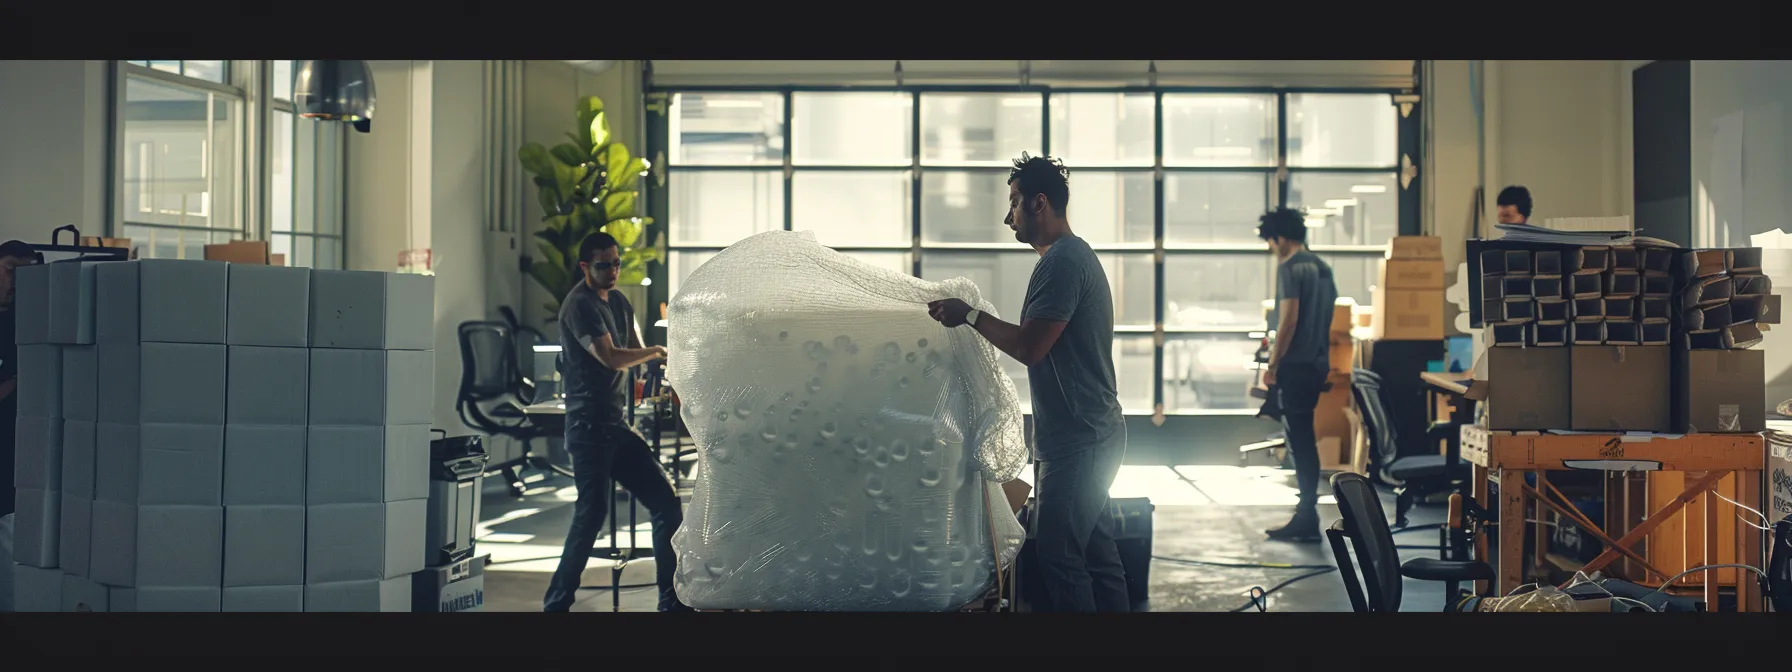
xmin=1639 ymin=297 xmax=1672 ymax=322
xmin=1641 ymin=322 xmax=1670 ymax=345
xmin=1611 ymin=247 xmax=1640 ymax=272
xmin=1572 ymin=321 xmax=1606 ymax=344
xmin=1728 ymin=247 xmax=1763 ymax=273
xmin=1537 ymin=300 xmax=1570 ymax=324
xmin=1642 ymin=247 xmax=1675 ymax=273
xmin=1501 ymin=299 xmax=1536 ymax=322
xmin=1573 ymin=298 xmax=1605 ymax=320
xmin=1532 ymin=276 xmax=1564 ymax=300
xmin=1643 ymin=273 xmax=1674 ymax=297
xmin=1483 ymin=276 xmax=1506 ymax=300
xmin=1730 ymin=295 xmax=1766 ymax=323
xmin=1687 ymin=329 xmax=1728 ymax=350
xmin=1571 ymin=273 xmax=1603 ymax=299
xmin=1532 ymin=323 xmax=1569 ymax=347
xmin=1504 ymin=250 xmax=1534 ymax=275
xmin=1577 ymin=247 xmax=1610 ymax=273
xmin=1603 ymin=298 xmax=1635 ymax=321
xmin=1607 ymin=271 xmax=1641 ymax=298
xmin=1503 ymin=276 xmax=1535 ymax=298
xmin=1683 ymin=276 xmax=1733 ymax=307
xmin=1685 ymin=250 xmax=1727 ymax=279
xmin=1535 ymin=250 xmax=1564 ymax=275
xmin=1733 ymin=274 xmax=1771 ymax=296
xmin=1684 ymin=303 xmax=1733 ymax=331
xmin=1491 ymin=323 xmax=1529 ymax=347
xmin=1605 ymin=321 xmax=1641 ymax=345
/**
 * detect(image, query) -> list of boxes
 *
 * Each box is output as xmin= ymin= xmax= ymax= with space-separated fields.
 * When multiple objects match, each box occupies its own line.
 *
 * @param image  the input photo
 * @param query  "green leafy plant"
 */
xmin=520 ymin=95 xmax=659 ymax=316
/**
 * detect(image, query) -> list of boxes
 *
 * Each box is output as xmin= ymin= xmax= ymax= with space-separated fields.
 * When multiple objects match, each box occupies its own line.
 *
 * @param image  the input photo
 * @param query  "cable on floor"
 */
xmin=1149 ymin=554 xmax=1342 ymax=612
xmin=1230 ymin=568 xmax=1341 ymax=613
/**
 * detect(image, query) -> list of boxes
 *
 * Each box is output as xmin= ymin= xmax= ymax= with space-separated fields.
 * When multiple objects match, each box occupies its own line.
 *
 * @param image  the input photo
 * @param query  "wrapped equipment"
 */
xmin=665 ymin=231 xmax=1028 ymax=611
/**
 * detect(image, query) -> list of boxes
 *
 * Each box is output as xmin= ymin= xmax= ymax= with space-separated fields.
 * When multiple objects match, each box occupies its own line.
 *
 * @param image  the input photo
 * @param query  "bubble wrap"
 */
xmin=665 ymin=231 xmax=1028 ymax=611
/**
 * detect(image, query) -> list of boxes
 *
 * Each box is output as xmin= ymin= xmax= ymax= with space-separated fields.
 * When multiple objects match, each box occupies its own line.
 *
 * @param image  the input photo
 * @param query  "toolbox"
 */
xmin=426 ymin=432 xmax=490 ymax=567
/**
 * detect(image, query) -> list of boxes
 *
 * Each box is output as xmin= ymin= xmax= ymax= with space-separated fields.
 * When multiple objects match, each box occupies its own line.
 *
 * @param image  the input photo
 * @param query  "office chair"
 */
xmin=1327 ymin=472 xmax=1494 ymax=612
xmin=1350 ymin=369 xmax=1470 ymax=529
xmin=1770 ymin=515 xmax=1790 ymax=613
xmin=456 ymin=320 xmax=562 ymax=495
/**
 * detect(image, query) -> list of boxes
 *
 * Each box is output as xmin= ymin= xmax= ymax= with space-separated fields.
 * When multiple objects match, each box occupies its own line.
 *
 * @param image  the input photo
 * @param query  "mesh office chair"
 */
xmin=1327 ymin=472 xmax=1494 ymax=612
xmin=1350 ymin=368 xmax=1470 ymax=528
xmin=457 ymin=320 xmax=562 ymax=495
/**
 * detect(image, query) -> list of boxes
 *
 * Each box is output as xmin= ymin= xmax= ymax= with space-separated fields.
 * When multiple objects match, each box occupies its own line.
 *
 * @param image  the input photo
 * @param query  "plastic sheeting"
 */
xmin=665 ymin=231 xmax=1028 ymax=611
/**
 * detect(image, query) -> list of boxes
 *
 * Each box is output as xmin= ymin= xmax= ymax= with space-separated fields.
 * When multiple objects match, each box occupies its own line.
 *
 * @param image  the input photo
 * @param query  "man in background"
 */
xmin=928 ymin=154 xmax=1130 ymax=612
xmin=1258 ymin=208 xmax=1337 ymax=542
xmin=0 ymin=240 xmax=43 ymax=517
xmin=1497 ymin=186 xmax=1533 ymax=225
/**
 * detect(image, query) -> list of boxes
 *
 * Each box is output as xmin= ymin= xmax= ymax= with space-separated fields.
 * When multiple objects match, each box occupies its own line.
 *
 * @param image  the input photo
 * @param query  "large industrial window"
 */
xmin=656 ymin=87 xmax=1407 ymax=416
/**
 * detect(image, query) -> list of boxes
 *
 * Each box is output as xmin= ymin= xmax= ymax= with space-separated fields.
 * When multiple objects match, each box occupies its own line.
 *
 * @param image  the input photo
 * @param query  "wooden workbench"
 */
xmin=1459 ymin=425 xmax=1768 ymax=611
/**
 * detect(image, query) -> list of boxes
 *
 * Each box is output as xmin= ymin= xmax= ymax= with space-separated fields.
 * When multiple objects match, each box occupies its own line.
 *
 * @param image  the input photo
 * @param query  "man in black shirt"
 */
xmin=542 ymin=232 xmax=689 ymax=612
xmin=0 ymin=240 xmax=42 ymax=517
xmin=1496 ymin=185 xmax=1533 ymax=225
xmin=1258 ymin=208 xmax=1338 ymax=542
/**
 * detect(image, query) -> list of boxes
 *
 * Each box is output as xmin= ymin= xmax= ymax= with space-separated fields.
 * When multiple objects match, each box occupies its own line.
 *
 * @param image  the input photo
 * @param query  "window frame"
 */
xmin=648 ymin=84 xmax=1416 ymax=416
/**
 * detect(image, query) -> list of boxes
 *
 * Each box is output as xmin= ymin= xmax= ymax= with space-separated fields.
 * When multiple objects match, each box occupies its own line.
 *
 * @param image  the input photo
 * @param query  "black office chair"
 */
xmin=1769 ymin=515 xmax=1790 ymax=613
xmin=497 ymin=306 xmax=552 ymax=403
xmin=1327 ymin=472 xmax=1494 ymax=612
xmin=457 ymin=320 xmax=563 ymax=494
xmin=1350 ymin=368 xmax=1470 ymax=529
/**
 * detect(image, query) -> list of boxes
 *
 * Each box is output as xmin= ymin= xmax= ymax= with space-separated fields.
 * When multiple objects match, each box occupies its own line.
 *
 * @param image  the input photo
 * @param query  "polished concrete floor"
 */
xmin=472 ymin=461 xmax=1452 ymax=613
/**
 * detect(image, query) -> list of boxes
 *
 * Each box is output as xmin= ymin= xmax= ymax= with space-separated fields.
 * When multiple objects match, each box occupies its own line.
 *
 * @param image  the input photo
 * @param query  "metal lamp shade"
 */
xmin=293 ymin=60 xmax=377 ymax=132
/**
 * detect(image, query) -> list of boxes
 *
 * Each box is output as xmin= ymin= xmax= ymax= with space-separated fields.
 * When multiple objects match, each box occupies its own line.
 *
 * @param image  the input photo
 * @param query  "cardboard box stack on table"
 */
xmin=1372 ymin=236 xmax=1446 ymax=341
xmin=1313 ymin=300 xmax=1358 ymax=470
xmin=9 ymin=249 xmax=436 ymax=612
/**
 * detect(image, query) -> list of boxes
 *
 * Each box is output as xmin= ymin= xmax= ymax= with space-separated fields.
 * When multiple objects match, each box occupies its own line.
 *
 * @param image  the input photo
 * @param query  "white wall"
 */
xmin=0 ymin=60 xmax=111 ymax=245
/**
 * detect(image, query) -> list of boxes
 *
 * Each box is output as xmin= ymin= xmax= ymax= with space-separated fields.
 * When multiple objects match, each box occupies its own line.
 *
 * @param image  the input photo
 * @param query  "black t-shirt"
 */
xmin=557 ymin=282 xmax=636 ymax=426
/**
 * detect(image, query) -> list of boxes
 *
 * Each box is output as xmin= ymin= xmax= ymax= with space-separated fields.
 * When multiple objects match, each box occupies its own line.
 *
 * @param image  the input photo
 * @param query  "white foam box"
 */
xmin=224 ymin=505 xmax=304 ymax=587
xmin=60 ymin=346 xmax=97 ymax=421
xmin=14 ymin=263 xmax=51 ymax=345
xmin=227 ymin=264 xmax=311 ymax=347
xmin=94 ymin=423 xmax=225 ymax=507
xmin=95 ymin=259 xmax=229 ymax=345
xmin=223 ymin=425 xmax=305 ymax=506
xmin=310 ymin=270 xmax=434 ymax=351
xmin=16 ymin=343 xmax=62 ymax=417
xmin=88 ymin=503 xmax=223 ymax=588
xmin=305 ymin=425 xmax=430 ymax=505
xmin=227 ymin=346 xmax=308 ymax=425
xmin=96 ymin=343 xmax=227 ymax=425
xmin=60 ymin=420 xmax=95 ymax=499
xmin=13 ymin=488 xmax=59 ymax=567
xmin=12 ymin=564 xmax=62 ymax=611
xmin=304 ymin=577 xmax=411 ymax=612
xmin=224 ymin=585 xmax=303 ymax=612
xmin=13 ymin=415 xmax=63 ymax=491
xmin=61 ymin=573 xmax=107 ymax=611
xmin=58 ymin=495 xmax=91 ymax=577
xmin=307 ymin=349 xmax=434 ymax=426
xmin=305 ymin=499 xmax=426 ymax=583
xmin=48 ymin=260 xmax=103 ymax=345
xmin=108 ymin=586 xmax=223 ymax=612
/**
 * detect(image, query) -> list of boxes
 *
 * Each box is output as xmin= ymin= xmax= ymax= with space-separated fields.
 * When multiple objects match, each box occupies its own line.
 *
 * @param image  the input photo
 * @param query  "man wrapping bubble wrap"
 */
xmin=929 ymin=154 xmax=1131 ymax=613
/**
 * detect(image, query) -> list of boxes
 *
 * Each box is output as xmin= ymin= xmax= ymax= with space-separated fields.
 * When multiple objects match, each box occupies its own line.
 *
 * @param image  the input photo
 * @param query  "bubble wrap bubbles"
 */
xmin=665 ymin=231 xmax=1028 ymax=611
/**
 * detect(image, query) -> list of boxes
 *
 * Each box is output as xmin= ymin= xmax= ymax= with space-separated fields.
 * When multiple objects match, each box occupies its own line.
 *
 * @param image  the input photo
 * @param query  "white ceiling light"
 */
xmin=1350 ymin=184 xmax=1387 ymax=194
xmin=564 ymin=60 xmax=618 ymax=74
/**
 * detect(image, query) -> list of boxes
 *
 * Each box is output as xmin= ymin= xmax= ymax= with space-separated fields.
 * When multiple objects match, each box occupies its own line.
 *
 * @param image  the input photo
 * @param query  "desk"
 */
xmin=1460 ymin=425 xmax=1766 ymax=611
xmin=1420 ymin=371 xmax=1474 ymax=455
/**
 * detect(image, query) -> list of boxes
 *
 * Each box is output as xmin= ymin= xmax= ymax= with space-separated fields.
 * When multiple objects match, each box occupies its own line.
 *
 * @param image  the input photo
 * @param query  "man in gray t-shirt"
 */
xmin=1258 ymin=206 xmax=1339 ymax=542
xmin=928 ymin=154 xmax=1129 ymax=613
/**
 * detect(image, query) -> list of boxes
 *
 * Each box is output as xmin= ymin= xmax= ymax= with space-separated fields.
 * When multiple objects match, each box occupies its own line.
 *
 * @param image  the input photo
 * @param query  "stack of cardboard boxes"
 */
xmin=1372 ymin=236 xmax=1447 ymax=341
xmin=10 ymin=257 xmax=435 ymax=612
xmin=1313 ymin=300 xmax=1358 ymax=470
xmin=1676 ymin=248 xmax=1778 ymax=434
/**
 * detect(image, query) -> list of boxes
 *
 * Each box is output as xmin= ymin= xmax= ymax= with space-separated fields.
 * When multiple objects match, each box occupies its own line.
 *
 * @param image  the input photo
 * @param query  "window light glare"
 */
xmin=1350 ymin=184 xmax=1387 ymax=194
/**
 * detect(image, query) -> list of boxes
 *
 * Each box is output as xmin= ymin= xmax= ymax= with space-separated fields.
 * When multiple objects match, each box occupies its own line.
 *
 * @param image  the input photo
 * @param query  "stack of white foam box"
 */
xmin=303 ymin=270 xmax=434 ymax=612
xmin=12 ymin=262 xmax=65 ymax=611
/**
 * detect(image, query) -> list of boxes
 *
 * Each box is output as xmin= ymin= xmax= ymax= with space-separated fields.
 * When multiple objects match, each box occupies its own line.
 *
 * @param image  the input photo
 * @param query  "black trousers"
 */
xmin=1032 ymin=428 xmax=1130 ymax=613
xmin=1275 ymin=364 xmax=1328 ymax=517
xmin=543 ymin=420 xmax=685 ymax=612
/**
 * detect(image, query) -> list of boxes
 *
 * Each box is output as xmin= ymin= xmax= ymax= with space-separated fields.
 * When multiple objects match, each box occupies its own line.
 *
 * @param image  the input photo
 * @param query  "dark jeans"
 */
xmin=543 ymin=420 xmax=686 ymax=612
xmin=1033 ymin=429 xmax=1129 ymax=613
xmin=1275 ymin=364 xmax=1328 ymax=518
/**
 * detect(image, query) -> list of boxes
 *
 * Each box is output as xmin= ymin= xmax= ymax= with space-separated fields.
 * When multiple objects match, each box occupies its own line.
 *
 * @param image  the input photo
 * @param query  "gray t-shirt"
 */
xmin=1274 ymin=250 xmax=1338 ymax=372
xmin=558 ymin=281 xmax=638 ymax=426
xmin=1020 ymin=234 xmax=1124 ymax=460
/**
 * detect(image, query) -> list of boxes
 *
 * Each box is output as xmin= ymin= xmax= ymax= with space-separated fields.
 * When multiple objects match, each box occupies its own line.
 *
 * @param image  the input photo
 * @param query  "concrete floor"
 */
xmin=471 ymin=462 xmax=1452 ymax=613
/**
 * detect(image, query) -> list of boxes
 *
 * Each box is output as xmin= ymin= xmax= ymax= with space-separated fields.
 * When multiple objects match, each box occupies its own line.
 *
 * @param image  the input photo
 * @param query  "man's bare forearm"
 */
xmin=587 ymin=344 xmax=661 ymax=371
xmin=972 ymin=315 xmax=1044 ymax=366
xmin=1268 ymin=313 xmax=1297 ymax=371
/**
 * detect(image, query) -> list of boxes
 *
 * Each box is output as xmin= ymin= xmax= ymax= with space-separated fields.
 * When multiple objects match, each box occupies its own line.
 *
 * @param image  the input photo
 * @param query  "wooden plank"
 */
xmin=1473 ymin=464 xmax=1491 ymax=596
xmin=1533 ymin=472 xmax=1550 ymax=570
xmin=1499 ymin=468 xmax=1527 ymax=594
xmin=1740 ymin=470 xmax=1765 ymax=612
xmin=1585 ymin=471 xmax=1728 ymax=576
xmin=1485 ymin=433 xmax=1765 ymax=472
xmin=1652 ymin=472 xmax=1688 ymax=587
xmin=1704 ymin=487 xmax=1720 ymax=609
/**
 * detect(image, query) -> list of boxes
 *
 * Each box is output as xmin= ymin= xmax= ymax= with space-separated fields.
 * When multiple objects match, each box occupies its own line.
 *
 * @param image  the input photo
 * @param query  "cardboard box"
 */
xmin=96 ymin=259 xmax=230 ymax=345
xmin=225 ymin=505 xmax=306 ymax=587
xmin=224 ymin=425 xmax=307 ymax=506
xmin=108 ymin=586 xmax=224 ymax=612
xmin=305 ymin=577 xmax=412 ymax=612
xmin=411 ymin=556 xmax=487 ymax=613
xmin=95 ymin=423 xmax=225 ymax=507
xmin=1370 ymin=287 xmax=1445 ymax=340
xmin=306 ymin=425 xmax=431 ymax=505
xmin=307 ymin=349 xmax=434 ymax=426
xmin=12 ymin=564 xmax=63 ymax=612
xmin=88 ymin=503 xmax=224 ymax=588
xmin=310 ymin=270 xmax=435 ymax=351
xmin=224 ymin=585 xmax=303 ymax=612
xmin=61 ymin=574 xmax=107 ymax=612
xmin=1386 ymin=236 xmax=1443 ymax=260
xmin=1313 ymin=372 xmax=1356 ymax=445
xmin=1380 ymin=258 xmax=1447 ymax=290
xmin=204 ymin=240 xmax=273 ymax=264
xmin=305 ymin=499 xmax=428 ymax=583
xmin=1330 ymin=302 xmax=1355 ymax=334
xmin=59 ymin=495 xmax=91 ymax=577
xmin=1675 ymin=349 xmax=1765 ymax=433
xmin=61 ymin=420 xmax=95 ymax=499
xmin=1570 ymin=346 xmax=1670 ymax=432
xmin=14 ymin=264 xmax=51 ymax=345
xmin=60 ymin=346 xmax=97 ymax=421
xmin=17 ymin=344 xmax=63 ymax=418
xmin=14 ymin=415 xmax=63 ymax=491
xmin=14 ymin=488 xmax=60 ymax=568
xmin=1328 ymin=341 xmax=1356 ymax=374
xmin=1480 ymin=347 xmax=1571 ymax=430
xmin=227 ymin=346 xmax=310 ymax=425
xmin=1001 ymin=479 xmax=1031 ymax=514
xmin=227 ymin=264 xmax=311 ymax=347
xmin=97 ymin=343 xmax=228 ymax=425
xmin=48 ymin=260 xmax=102 ymax=345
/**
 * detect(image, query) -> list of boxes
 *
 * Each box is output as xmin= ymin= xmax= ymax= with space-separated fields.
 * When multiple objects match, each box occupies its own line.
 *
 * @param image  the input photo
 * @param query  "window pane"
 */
xmin=1162 ymin=94 xmax=1277 ymax=167
xmin=792 ymin=92 xmax=912 ymax=166
xmin=920 ymin=170 xmax=1019 ymax=245
xmin=669 ymin=170 xmax=783 ymax=247
xmin=181 ymin=61 xmax=227 ymax=84
xmin=1162 ymin=334 xmax=1260 ymax=413
xmin=122 ymin=225 xmax=154 ymax=259
xmin=921 ymin=93 xmax=1042 ymax=166
xmin=147 ymin=61 xmax=182 ymax=76
xmin=1098 ymin=253 xmax=1155 ymax=328
xmin=920 ymin=251 xmax=1037 ymax=325
xmin=670 ymin=93 xmax=784 ymax=166
xmin=180 ymin=230 xmax=208 ymax=261
xmin=1325 ymin=254 xmax=1377 ymax=307
xmin=1287 ymin=93 xmax=1398 ymax=168
xmin=791 ymin=170 xmax=911 ymax=247
xmin=273 ymin=60 xmax=294 ymax=101
xmin=123 ymin=76 xmax=242 ymax=232
xmin=314 ymin=122 xmax=343 ymax=235
xmin=295 ymin=117 xmax=316 ymax=233
xmin=271 ymin=233 xmax=294 ymax=262
xmin=668 ymin=250 xmax=719 ymax=300
xmin=839 ymin=251 xmax=913 ymax=277
xmin=1049 ymin=92 xmax=1154 ymax=167
xmin=290 ymin=234 xmax=315 ymax=268
xmin=1286 ymin=172 xmax=1399 ymax=247
xmin=1067 ymin=171 xmax=1153 ymax=246
xmin=1164 ymin=254 xmax=1271 ymax=329
xmin=1115 ymin=335 xmax=1154 ymax=415
xmin=315 ymin=237 xmax=341 ymax=270
xmin=1164 ymin=171 xmax=1272 ymax=245
xmin=272 ymin=110 xmax=294 ymax=233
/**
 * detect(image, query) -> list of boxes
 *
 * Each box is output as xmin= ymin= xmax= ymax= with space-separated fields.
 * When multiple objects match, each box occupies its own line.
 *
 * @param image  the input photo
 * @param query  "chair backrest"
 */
xmin=1349 ymin=368 xmax=1401 ymax=477
xmin=458 ymin=321 xmax=519 ymax=404
xmin=1330 ymin=471 xmax=1404 ymax=612
xmin=1770 ymin=515 xmax=1791 ymax=614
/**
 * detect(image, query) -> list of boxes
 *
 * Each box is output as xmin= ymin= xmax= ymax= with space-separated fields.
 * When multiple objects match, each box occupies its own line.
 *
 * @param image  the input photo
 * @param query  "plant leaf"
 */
xmin=518 ymin=143 xmax=554 ymax=178
xmin=535 ymin=179 xmax=560 ymax=219
xmin=608 ymin=157 xmax=646 ymax=193
xmin=534 ymin=241 xmax=565 ymax=271
xmin=549 ymin=143 xmax=590 ymax=168
xmin=606 ymin=217 xmax=641 ymax=248
xmin=603 ymin=191 xmax=637 ymax=221
xmin=576 ymin=97 xmax=605 ymax=144
xmin=552 ymin=161 xmax=579 ymax=203
xmin=529 ymin=260 xmax=572 ymax=302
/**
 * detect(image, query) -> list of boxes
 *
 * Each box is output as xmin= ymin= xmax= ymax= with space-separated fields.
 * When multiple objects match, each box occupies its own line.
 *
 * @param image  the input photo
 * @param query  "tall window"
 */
xmin=119 ymin=60 xmax=344 ymax=269
xmin=660 ymin=88 xmax=1404 ymax=416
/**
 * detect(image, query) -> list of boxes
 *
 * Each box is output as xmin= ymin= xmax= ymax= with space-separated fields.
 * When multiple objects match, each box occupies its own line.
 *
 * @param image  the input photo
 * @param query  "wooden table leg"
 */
xmin=1533 ymin=472 xmax=1551 ymax=570
xmin=1499 ymin=468 xmax=1527 ymax=594
xmin=1738 ymin=469 xmax=1765 ymax=612
xmin=1473 ymin=464 xmax=1490 ymax=596
xmin=1704 ymin=485 xmax=1721 ymax=610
